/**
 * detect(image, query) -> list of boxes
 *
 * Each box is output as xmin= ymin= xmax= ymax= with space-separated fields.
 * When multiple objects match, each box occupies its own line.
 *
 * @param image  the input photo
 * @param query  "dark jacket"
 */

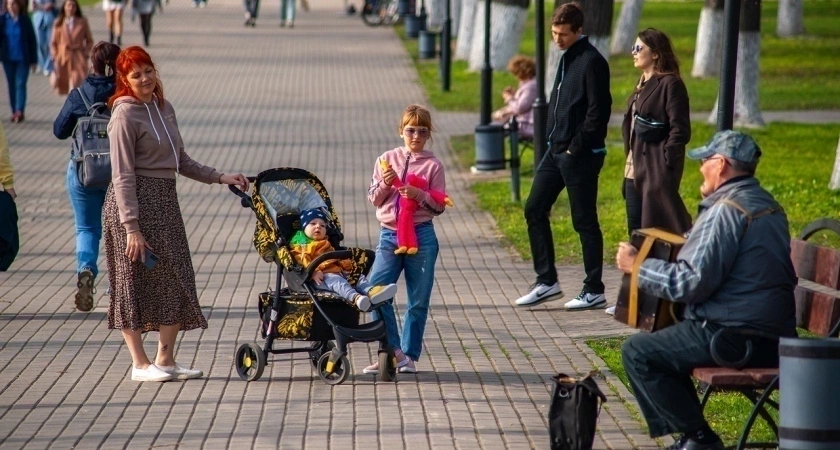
xmin=546 ymin=36 xmax=611 ymax=157
xmin=621 ymin=74 xmax=692 ymax=234
xmin=53 ymin=74 xmax=116 ymax=142
xmin=0 ymin=13 xmax=38 ymax=65
xmin=637 ymin=176 xmax=797 ymax=336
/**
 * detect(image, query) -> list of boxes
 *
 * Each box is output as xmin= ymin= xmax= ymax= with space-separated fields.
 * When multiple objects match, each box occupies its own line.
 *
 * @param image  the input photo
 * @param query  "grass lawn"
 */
xmin=401 ymin=0 xmax=840 ymax=112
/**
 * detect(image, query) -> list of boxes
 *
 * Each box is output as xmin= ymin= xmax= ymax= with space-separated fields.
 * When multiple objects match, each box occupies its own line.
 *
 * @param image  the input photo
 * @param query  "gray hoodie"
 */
xmin=108 ymin=95 xmax=222 ymax=233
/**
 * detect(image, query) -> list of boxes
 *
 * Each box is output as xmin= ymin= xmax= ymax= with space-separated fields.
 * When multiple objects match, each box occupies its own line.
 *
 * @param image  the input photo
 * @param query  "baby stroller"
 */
xmin=228 ymin=167 xmax=397 ymax=385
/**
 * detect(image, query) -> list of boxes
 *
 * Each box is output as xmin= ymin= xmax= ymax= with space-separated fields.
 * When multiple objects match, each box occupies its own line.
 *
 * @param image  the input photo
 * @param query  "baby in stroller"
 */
xmin=291 ymin=208 xmax=397 ymax=312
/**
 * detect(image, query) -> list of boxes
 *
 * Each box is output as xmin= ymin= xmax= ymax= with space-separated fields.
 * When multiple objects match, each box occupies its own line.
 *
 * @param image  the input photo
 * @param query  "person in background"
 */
xmin=513 ymin=2 xmax=612 ymax=311
xmin=0 ymin=121 xmax=18 ymax=272
xmin=102 ymin=0 xmax=125 ymax=45
xmin=0 ymin=122 xmax=14 ymax=199
xmin=605 ymin=28 xmax=693 ymax=316
xmin=280 ymin=0 xmax=294 ymax=27
xmin=53 ymin=41 xmax=120 ymax=312
xmin=362 ymin=104 xmax=448 ymax=375
xmin=0 ymin=0 xmax=38 ymax=123
xmin=50 ymin=0 xmax=93 ymax=96
xmin=32 ymin=0 xmax=57 ymax=76
xmin=132 ymin=0 xmax=157 ymax=46
xmin=492 ymin=55 xmax=537 ymax=140
xmin=104 ymin=46 xmax=248 ymax=382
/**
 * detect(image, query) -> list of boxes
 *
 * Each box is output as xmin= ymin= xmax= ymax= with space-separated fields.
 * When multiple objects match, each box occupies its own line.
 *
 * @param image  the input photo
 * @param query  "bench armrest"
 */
xmin=710 ymin=327 xmax=780 ymax=369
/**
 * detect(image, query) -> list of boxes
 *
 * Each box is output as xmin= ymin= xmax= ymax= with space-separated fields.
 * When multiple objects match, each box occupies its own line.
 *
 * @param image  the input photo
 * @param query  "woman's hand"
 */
xmin=398 ymin=184 xmax=421 ymax=200
xmin=220 ymin=173 xmax=249 ymax=191
xmin=382 ymin=167 xmax=397 ymax=187
xmin=125 ymin=231 xmax=152 ymax=263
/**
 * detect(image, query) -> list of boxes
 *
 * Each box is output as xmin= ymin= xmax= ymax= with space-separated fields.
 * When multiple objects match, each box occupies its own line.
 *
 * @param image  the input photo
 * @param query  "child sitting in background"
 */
xmin=291 ymin=208 xmax=397 ymax=312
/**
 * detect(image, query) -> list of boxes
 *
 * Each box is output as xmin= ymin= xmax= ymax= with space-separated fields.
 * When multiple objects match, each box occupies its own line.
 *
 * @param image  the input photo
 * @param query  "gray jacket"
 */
xmin=637 ymin=176 xmax=796 ymax=336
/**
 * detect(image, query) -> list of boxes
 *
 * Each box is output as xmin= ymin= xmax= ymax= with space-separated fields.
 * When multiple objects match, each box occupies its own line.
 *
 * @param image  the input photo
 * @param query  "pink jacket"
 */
xmin=367 ymin=146 xmax=447 ymax=230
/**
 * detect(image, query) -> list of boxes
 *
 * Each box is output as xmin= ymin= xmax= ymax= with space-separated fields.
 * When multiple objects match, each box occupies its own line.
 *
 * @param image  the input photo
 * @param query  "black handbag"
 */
xmin=0 ymin=190 xmax=19 ymax=271
xmin=548 ymin=372 xmax=607 ymax=450
xmin=633 ymin=113 xmax=668 ymax=143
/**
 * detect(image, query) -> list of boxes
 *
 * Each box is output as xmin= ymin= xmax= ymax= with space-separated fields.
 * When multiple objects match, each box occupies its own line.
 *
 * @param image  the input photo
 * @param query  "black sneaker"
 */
xmin=667 ymin=434 xmax=724 ymax=450
xmin=75 ymin=269 xmax=96 ymax=312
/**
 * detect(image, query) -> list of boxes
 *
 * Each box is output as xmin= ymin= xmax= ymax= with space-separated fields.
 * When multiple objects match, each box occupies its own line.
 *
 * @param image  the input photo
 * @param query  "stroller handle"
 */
xmin=228 ymin=177 xmax=256 ymax=209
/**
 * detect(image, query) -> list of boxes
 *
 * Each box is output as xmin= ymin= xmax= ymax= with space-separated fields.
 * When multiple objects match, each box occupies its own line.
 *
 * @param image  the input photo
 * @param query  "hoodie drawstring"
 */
xmin=143 ymin=100 xmax=180 ymax=174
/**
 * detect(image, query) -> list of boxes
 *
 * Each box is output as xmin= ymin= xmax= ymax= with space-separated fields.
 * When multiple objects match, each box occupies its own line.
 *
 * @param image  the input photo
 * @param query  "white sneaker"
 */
xmin=564 ymin=291 xmax=607 ymax=310
xmin=514 ymin=282 xmax=563 ymax=306
xmin=605 ymin=305 xmax=616 ymax=316
xmin=367 ymin=284 xmax=397 ymax=306
xmin=159 ymin=363 xmax=204 ymax=380
xmin=355 ymin=294 xmax=372 ymax=312
xmin=131 ymin=364 xmax=174 ymax=382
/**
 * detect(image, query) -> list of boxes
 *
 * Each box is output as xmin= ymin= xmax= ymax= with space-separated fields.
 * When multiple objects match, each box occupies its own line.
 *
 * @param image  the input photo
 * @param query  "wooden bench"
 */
xmin=691 ymin=218 xmax=840 ymax=449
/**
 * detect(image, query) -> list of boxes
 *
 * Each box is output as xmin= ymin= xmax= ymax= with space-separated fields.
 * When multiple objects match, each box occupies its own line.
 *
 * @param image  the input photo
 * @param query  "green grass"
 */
xmin=450 ymin=122 xmax=840 ymax=262
xmin=587 ymin=336 xmax=780 ymax=446
xmin=400 ymin=0 xmax=840 ymax=112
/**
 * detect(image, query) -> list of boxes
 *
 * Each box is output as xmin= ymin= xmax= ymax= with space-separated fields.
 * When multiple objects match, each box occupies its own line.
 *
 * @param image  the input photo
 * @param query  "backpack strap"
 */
xmin=76 ymin=87 xmax=108 ymax=115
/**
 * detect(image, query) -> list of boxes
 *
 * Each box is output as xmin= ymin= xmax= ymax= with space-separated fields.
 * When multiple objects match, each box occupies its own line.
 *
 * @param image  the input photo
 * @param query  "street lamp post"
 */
xmin=479 ymin=0 xmax=492 ymax=124
xmin=718 ymin=0 xmax=741 ymax=131
xmin=440 ymin=0 xmax=452 ymax=91
xmin=473 ymin=0 xmax=505 ymax=172
xmin=532 ymin=0 xmax=547 ymax=169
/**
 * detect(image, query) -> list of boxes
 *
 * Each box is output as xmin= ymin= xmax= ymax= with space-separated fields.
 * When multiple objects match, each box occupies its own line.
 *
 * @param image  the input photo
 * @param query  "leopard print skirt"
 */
xmin=103 ymin=176 xmax=208 ymax=333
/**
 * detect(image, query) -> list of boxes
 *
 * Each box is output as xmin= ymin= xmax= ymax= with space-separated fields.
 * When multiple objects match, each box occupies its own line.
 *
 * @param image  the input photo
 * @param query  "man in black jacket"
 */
xmin=515 ymin=2 xmax=611 ymax=309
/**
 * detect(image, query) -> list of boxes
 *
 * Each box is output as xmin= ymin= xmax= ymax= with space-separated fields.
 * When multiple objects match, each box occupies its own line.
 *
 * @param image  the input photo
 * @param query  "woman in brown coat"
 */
xmin=50 ymin=0 xmax=93 ymax=95
xmin=620 ymin=28 xmax=692 ymax=237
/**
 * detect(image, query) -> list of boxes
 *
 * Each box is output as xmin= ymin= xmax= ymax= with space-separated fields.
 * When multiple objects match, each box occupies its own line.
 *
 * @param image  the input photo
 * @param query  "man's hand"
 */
xmin=616 ymin=242 xmax=638 ymax=274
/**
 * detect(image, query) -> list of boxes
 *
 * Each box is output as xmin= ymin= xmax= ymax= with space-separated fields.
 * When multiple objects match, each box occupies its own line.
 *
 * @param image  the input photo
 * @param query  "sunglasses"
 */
xmin=403 ymin=127 xmax=430 ymax=138
xmin=631 ymin=45 xmax=644 ymax=54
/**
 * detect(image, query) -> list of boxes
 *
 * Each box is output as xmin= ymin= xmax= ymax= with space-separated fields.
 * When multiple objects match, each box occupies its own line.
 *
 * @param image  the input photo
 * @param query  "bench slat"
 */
xmin=692 ymin=367 xmax=778 ymax=388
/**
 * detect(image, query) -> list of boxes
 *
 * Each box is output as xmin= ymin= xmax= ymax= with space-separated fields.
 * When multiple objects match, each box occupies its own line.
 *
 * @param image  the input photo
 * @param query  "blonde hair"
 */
xmin=398 ymin=104 xmax=435 ymax=134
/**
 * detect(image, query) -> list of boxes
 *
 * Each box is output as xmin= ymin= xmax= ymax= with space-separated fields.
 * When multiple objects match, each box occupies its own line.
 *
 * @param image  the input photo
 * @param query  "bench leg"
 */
xmin=699 ymin=382 xmax=713 ymax=410
xmin=735 ymin=375 xmax=780 ymax=450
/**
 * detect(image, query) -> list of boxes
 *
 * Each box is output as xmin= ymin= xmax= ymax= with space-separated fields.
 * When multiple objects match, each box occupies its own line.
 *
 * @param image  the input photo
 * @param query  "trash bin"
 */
xmin=779 ymin=337 xmax=840 ymax=449
xmin=418 ymin=30 xmax=436 ymax=59
xmin=397 ymin=0 xmax=410 ymax=16
xmin=473 ymin=124 xmax=505 ymax=171
xmin=404 ymin=13 xmax=424 ymax=38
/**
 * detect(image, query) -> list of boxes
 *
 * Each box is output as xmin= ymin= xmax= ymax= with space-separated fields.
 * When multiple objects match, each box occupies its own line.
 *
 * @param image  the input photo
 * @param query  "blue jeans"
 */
xmin=32 ymin=10 xmax=56 ymax=73
xmin=316 ymin=273 xmax=373 ymax=303
xmin=368 ymin=223 xmax=439 ymax=361
xmin=2 ymin=61 xmax=30 ymax=114
xmin=280 ymin=0 xmax=295 ymax=23
xmin=66 ymin=163 xmax=107 ymax=277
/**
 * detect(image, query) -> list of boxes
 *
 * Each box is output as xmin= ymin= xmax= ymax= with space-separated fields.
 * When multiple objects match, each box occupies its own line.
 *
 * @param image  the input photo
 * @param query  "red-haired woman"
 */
xmin=104 ymin=46 xmax=249 ymax=382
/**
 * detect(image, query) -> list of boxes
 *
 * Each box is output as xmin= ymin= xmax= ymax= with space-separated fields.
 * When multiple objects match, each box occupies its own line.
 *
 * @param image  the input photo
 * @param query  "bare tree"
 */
xmin=455 ymin=0 xmax=478 ymax=60
xmin=708 ymin=0 xmax=764 ymax=127
xmin=692 ymin=0 xmax=724 ymax=78
xmin=545 ymin=0 xmax=613 ymax=95
xmin=427 ymin=0 xmax=461 ymax=36
xmin=467 ymin=0 xmax=530 ymax=71
xmin=830 ymin=135 xmax=840 ymax=190
xmin=777 ymin=0 xmax=805 ymax=37
xmin=609 ymin=0 xmax=644 ymax=56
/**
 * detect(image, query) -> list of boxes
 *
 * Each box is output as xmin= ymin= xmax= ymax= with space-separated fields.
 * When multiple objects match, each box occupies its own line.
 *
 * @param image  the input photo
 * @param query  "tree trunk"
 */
xmin=467 ymin=0 xmax=530 ymax=72
xmin=829 ymin=135 xmax=840 ymax=190
xmin=777 ymin=0 xmax=805 ymax=37
xmin=609 ymin=0 xmax=644 ymax=56
xmin=691 ymin=0 xmax=724 ymax=78
xmin=454 ymin=0 xmax=478 ymax=60
xmin=545 ymin=0 xmax=612 ymax=93
xmin=708 ymin=0 xmax=764 ymax=127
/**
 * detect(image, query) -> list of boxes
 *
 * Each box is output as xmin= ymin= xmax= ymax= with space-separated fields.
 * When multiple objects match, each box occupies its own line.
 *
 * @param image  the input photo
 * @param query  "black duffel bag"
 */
xmin=548 ymin=372 xmax=607 ymax=450
xmin=633 ymin=113 xmax=668 ymax=143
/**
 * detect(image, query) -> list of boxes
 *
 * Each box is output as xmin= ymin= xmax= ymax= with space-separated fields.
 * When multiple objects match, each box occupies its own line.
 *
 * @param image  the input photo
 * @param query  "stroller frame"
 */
xmin=229 ymin=168 xmax=397 ymax=385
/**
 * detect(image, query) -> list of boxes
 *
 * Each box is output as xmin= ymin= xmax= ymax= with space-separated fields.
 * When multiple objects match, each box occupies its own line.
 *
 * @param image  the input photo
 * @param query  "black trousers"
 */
xmin=139 ymin=14 xmax=152 ymax=44
xmin=621 ymin=320 xmax=780 ymax=437
xmin=523 ymin=149 xmax=605 ymax=293
xmin=623 ymin=177 xmax=642 ymax=236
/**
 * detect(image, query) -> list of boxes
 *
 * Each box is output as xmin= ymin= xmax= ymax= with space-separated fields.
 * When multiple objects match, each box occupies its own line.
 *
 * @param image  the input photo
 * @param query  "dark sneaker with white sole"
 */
xmin=563 ymin=290 xmax=606 ymax=310
xmin=514 ymin=282 xmax=563 ymax=306
xmin=75 ymin=269 xmax=96 ymax=312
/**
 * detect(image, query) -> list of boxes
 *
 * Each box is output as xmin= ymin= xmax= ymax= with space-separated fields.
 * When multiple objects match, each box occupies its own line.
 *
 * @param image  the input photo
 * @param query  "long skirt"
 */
xmin=103 ymin=176 xmax=208 ymax=333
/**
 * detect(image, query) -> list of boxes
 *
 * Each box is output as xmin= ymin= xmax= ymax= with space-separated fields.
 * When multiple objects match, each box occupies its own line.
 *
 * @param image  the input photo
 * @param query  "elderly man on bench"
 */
xmin=615 ymin=130 xmax=797 ymax=450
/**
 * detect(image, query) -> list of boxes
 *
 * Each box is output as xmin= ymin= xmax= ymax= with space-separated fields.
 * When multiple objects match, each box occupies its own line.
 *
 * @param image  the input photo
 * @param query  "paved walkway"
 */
xmin=9 ymin=0 xmax=832 ymax=448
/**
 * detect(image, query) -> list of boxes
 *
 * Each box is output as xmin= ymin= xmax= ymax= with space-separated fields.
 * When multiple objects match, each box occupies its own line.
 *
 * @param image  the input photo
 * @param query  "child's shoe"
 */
xmin=354 ymin=294 xmax=372 ymax=312
xmin=367 ymin=284 xmax=397 ymax=306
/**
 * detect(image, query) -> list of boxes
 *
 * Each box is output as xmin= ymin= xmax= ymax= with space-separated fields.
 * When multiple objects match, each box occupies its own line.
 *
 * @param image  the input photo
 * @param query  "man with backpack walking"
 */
xmin=52 ymin=41 xmax=120 ymax=311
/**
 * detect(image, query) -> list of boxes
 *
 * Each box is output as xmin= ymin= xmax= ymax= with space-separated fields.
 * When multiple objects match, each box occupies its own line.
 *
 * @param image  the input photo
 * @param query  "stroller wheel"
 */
xmin=317 ymin=352 xmax=349 ymax=385
xmin=235 ymin=343 xmax=266 ymax=381
xmin=378 ymin=349 xmax=396 ymax=382
xmin=309 ymin=341 xmax=335 ymax=369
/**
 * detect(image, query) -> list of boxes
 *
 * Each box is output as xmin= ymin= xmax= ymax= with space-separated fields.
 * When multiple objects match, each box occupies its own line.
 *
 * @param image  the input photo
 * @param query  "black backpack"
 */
xmin=72 ymin=87 xmax=112 ymax=188
xmin=549 ymin=372 xmax=607 ymax=450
